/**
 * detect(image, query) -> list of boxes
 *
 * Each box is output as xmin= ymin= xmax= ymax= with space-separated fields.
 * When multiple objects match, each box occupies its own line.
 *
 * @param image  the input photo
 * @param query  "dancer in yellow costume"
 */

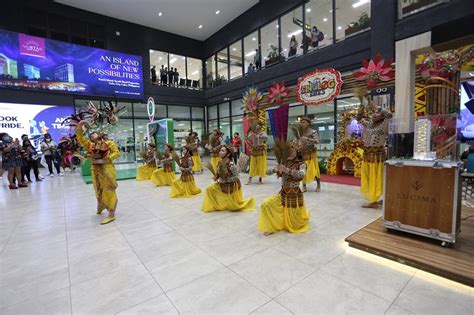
xmin=247 ymin=122 xmax=267 ymax=185
xmin=202 ymin=145 xmax=255 ymax=212
xmin=76 ymin=120 xmax=120 ymax=225
xmin=170 ymin=145 xmax=201 ymax=198
xmin=136 ymin=143 xmax=157 ymax=181
xmin=258 ymin=140 xmax=310 ymax=235
xmin=298 ymin=117 xmax=321 ymax=192
xmin=188 ymin=132 xmax=203 ymax=173
xmin=357 ymin=101 xmax=392 ymax=208
xmin=150 ymin=144 xmax=176 ymax=186
xmin=207 ymin=129 xmax=224 ymax=173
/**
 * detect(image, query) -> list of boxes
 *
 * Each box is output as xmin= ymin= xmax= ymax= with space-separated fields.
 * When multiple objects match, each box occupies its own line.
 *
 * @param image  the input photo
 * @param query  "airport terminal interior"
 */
xmin=0 ymin=0 xmax=473 ymax=314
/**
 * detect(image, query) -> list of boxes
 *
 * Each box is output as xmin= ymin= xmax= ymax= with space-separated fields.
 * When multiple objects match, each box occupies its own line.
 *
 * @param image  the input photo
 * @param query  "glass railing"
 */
xmin=398 ymin=0 xmax=448 ymax=19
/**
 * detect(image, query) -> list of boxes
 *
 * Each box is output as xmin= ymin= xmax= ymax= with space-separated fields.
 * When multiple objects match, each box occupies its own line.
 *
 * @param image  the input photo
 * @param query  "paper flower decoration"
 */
xmin=267 ymin=81 xmax=290 ymax=104
xmin=242 ymin=86 xmax=263 ymax=113
xmin=353 ymin=53 xmax=394 ymax=89
xmin=418 ymin=46 xmax=473 ymax=80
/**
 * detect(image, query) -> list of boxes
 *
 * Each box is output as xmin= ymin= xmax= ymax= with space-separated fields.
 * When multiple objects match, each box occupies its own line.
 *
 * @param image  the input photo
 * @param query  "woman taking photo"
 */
xmin=22 ymin=138 xmax=42 ymax=182
xmin=41 ymin=133 xmax=62 ymax=177
xmin=0 ymin=133 xmax=27 ymax=189
xmin=288 ymin=35 xmax=298 ymax=57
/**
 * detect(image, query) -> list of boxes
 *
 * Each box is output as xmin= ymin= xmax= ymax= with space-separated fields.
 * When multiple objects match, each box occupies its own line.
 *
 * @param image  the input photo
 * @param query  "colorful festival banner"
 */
xmin=0 ymin=30 xmax=143 ymax=99
xmin=268 ymin=104 xmax=289 ymax=141
xmin=296 ymin=68 xmax=342 ymax=106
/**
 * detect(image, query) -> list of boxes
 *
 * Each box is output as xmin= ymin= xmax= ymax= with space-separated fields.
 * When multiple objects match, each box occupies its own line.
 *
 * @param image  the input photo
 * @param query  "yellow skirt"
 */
xmin=192 ymin=155 xmax=203 ymax=172
xmin=170 ymin=177 xmax=201 ymax=198
xmin=249 ymin=152 xmax=267 ymax=178
xmin=360 ymin=160 xmax=384 ymax=203
xmin=201 ymin=182 xmax=255 ymax=212
xmin=136 ymin=164 xmax=156 ymax=181
xmin=257 ymin=194 xmax=310 ymax=234
xmin=211 ymin=156 xmax=221 ymax=173
xmin=150 ymin=168 xmax=176 ymax=186
xmin=303 ymin=152 xmax=320 ymax=184
xmin=92 ymin=163 xmax=118 ymax=212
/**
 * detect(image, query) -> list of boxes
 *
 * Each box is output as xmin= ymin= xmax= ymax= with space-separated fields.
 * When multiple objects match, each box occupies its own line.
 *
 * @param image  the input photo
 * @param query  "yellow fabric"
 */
xmin=211 ymin=156 xmax=221 ymax=173
xmin=360 ymin=160 xmax=384 ymax=203
xmin=192 ymin=155 xmax=203 ymax=172
xmin=257 ymin=194 xmax=310 ymax=234
xmin=76 ymin=128 xmax=119 ymax=212
xmin=201 ymin=182 xmax=255 ymax=212
xmin=150 ymin=168 xmax=176 ymax=186
xmin=136 ymin=164 xmax=156 ymax=181
xmin=303 ymin=152 xmax=320 ymax=184
xmin=249 ymin=151 xmax=267 ymax=178
xmin=170 ymin=177 xmax=201 ymax=198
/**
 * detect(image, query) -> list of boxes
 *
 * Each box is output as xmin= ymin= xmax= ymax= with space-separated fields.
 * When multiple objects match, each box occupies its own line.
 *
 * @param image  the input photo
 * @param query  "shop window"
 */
xmin=280 ymin=6 xmax=303 ymax=58
xmin=216 ymin=48 xmax=229 ymax=85
xmin=261 ymin=19 xmax=281 ymax=68
xmin=169 ymin=54 xmax=186 ymax=87
xmin=219 ymin=101 xmax=230 ymax=118
xmin=243 ymin=31 xmax=259 ymax=74
xmin=192 ymin=120 xmax=205 ymax=138
xmin=231 ymin=99 xmax=243 ymax=116
xmin=149 ymin=50 xmax=169 ymax=85
xmin=305 ymin=0 xmax=333 ymax=50
xmin=231 ymin=117 xmax=244 ymax=152
xmin=192 ymin=107 xmax=204 ymax=120
xmin=174 ymin=120 xmax=192 ymax=150
xmin=219 ymin=117 xmax=232 ymax=143
xmin=208 ymin=105 xmax=218 ymax=120
xmin=308 ymin=101 xmax=336 ymax=157
xmin=206 ymin=55 xmax=216 ymax=89
xmin=288 ymin=104 xmax=305 ymax=140
xmin=187 ymin=57 xmax=202 ymax=89
xmin=336 ymin=0 xmax=371 ymax=41
xmin=110 ymin=119 xmax=135 ymax=164
xmin=208 ymin=119 xmax=219 ymax=134
xmin=168 ymin=105 xmax=190 ymax=119
xmin=229 ymin=40 xmax=243 ymax=80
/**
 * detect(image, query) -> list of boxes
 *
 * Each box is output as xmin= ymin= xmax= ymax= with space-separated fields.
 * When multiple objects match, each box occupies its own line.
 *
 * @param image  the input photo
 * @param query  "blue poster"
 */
xmin=0 ymin=30 xmax=143 ymax=99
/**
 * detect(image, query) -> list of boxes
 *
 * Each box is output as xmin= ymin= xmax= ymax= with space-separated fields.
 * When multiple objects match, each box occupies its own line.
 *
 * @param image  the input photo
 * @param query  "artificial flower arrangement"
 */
xmin=353 ymin=53 xmax=394 ymax=89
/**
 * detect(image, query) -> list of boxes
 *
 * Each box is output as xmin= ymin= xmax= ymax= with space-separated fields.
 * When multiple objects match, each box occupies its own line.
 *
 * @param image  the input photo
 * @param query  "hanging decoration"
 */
xmin=418 ymin=45 xmax=474 ymax=80
xmin=267 ymin=81 xmax=290 ymax=104
xmin=353 ymin=53 xmax=394 ymax=90
xmin=296 ymin=68 xmax=342 ymax=106
xmin=242 ymin=86 xmax=263 ymax=113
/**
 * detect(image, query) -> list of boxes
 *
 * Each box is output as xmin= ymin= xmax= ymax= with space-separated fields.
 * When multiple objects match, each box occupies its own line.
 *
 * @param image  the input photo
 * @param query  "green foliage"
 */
xmin=318 ymin=158 xmax=327 ymax=174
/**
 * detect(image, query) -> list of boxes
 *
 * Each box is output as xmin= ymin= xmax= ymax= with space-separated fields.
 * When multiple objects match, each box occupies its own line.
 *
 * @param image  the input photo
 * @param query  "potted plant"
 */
xmin=345 ymin=12 xmax=371 ymax=37
xmin=265 ymin=45 xmax=285 ymax=67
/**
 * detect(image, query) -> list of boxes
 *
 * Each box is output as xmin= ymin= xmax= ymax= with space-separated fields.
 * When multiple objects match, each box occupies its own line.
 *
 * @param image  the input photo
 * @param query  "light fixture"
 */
xmin=330 ymin=9 xmax=333 ymax=13
xmin=337 ymin=26 xmax=342 ymax=30
xmin=150 ymin=50 xmax=154 ymax=54
xmin=284 ymin=48 xmax=288 ymax=51
xmin=306 ymin=8 xmax=311 ymax=12
xmin=170 ymin=54 xmax=174 ymax=57
xmin=252 ymin=37 xmax=256 ymax=41
xmin=198 ymin=24 xmax=203 ymax=29
xmin=158 ymin=12 xmax=162 ymax=16
xmin=323 ymin=18 xmax=328 ymax=22
xmin=352 ymin=0 xmax=370 ymax=8
xmin=191 ymin=70 xmax=198 ymax=75
xmin=159 ymin=57 xmax=162 ymax=60
xmin=232 ymin=48 xmax=236 ymax=51
xmin=216 ymin=10 xmax=220 ymax=14
xmin=287 ymin=29 xmax=303 ymax=38
xmin=245 ymin=51 xmax=256 ymax=57
xmin=170 ymin=58 xmax=177 ymax=64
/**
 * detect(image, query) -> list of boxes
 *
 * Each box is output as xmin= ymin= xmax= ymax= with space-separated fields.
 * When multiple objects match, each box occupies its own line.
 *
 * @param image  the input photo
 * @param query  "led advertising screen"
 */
xmin=0 ymin=102 xmax=74 ymax=150
xmin=457 ymin=80 xmax=474 ymax=142
xmin=0 ymin=30 xmax=143 ymax=99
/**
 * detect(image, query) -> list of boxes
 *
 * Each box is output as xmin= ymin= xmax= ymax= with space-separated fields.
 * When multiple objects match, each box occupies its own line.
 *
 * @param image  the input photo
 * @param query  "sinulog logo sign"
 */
xmin=147 ymin=97 xmax=155 ymax=122
xmin=296 ymin=68 xmax=343 ymax=106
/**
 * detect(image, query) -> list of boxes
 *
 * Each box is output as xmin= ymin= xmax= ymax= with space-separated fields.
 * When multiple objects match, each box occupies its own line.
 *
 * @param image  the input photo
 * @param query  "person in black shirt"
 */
xmin=168 ymin=67 xmax=174 ymax=86
xmin=163 ymin=67 xmax=169 ymax=85
xmin=160 ymin=65 xmax=166 ymax=85
xmin=174 ymin=68 xmax=179 ymax=86
xmin=151 ymin=66 xmax=157 ymax=83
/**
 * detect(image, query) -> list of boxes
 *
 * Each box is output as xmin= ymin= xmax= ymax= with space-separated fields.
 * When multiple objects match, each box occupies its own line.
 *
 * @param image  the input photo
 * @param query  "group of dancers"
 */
xmin=76 ymin=101 xmax=391 ymax=233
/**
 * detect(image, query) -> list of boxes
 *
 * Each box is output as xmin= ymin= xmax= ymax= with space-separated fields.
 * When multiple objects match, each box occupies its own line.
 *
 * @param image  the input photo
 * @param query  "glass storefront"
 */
xmin=243 ymin=31 xmax=258 ymax=73
xmin=336 ymin=0 xmax=371 ymax=41
xmin=206 ymin=55 xmax=215 ymax=89
xmin=281 ymin=6 xmax=303 ymax=58
xmin=229 ymin=40 xmax=243 ymax=80
xmin=305 ymin=0 xmax=333 ymax=50
xmin=260 ymin=19 xmax=280 ymax=68
xmin=216 ymin=47 xmax=228 ymax=85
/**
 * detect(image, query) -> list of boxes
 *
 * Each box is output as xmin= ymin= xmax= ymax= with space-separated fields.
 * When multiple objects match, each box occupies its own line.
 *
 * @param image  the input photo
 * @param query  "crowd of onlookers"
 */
xmin=0 ymin=132 xmax=76 ymax=189
xmin=150 ymin=65 xmax=180 ymax=86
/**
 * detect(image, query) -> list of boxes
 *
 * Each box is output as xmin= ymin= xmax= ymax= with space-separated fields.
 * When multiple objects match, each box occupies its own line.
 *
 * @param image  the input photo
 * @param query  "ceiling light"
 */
xmin=306 ymin=8 xmax=311 ymax=12
xmin=330 ymin=9 xmax=333 ymax=13
xmin=232 ymin=48 xmax=236 ymax=51
xmin=170 ymin=58 xmax=177 ymax=64
xmin=252 ymin=37 xmax=256 ymax=41
xmin=182 ymin=57 xmax=185 ymax=60
xmin=287 ymin=29 xmax=303 ymax=38
xmin=284 ymin=48 xmax=288 ymax=51
xmin=245 ymin=51 xmax=256 ymax=57
xmin=191 ymin=71 xmax=198 ymax=75
xmin=198 ymin=24 xmax=203 ymax=29
xmin=158 ymin=12 xmax=162 ymax=16
xmin=276 ymin=25 xmax=279 ymax=28
xmin=337 ymin=26 xmax=342 ymax=30
xmin=159 ymin=57 xmax=162 ymax=60
xmin=352 ymin=0 xmax=370 ymax=8
xmin=170 ymin=54 xmax=174 ymax=57
xmin=216 ymin=10 xmax=220 ymax=15
xmin=323 ymin=18 xmax=328 ymax=22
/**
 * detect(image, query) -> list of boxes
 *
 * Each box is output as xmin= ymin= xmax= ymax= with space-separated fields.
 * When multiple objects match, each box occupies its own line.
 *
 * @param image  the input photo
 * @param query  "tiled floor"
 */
xmin=0 ymin=168 xmax=473 ymax=314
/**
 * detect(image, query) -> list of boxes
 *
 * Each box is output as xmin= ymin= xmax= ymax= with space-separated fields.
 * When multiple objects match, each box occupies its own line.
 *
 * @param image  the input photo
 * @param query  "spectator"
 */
xmin=254 ymin=49 xmax=261 ymax=70
xmin=289 ymin=35 xmax=298 ymax=57
xmin=163 ymin=67 xmax=169 ymax=85
xmin=0 ymin=133 xmax=27 ymax=189
xmin=22 ymin=138 xmax=42 ymax=182
xmin=311 ymin=26 xmax=324 ymax=48
xmin=160 ymin=65 xmax=166 ymax=85
xmin=151 ymin=66 xmax=157 ymax=83
xmin=247 ymin=63 xmax=255 ymax=74
xmin=41 ymin=133 xmax=62 ymax=177
xmin=232 ymin=132 xmax=242 ymax=164
xmin=168 ymin=67 xmax=174 ymax=86
xmin=174 ymin=68 xmax=179 ymax=86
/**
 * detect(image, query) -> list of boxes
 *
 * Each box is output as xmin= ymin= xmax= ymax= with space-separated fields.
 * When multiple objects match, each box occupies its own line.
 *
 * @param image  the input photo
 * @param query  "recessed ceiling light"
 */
xmin=158 ymin=12 xmax=162 ymax=16
xmin=198 ymin=24 xmax=203 ymax=29
xmin=306 ymin=8 xmax=311 ymax=12
xmin=159 ymin=57 xmax=162 ymax=60
xmin=170 ymin=54 xmax=174 ymax=57
xmin=323 ymin=18 xmax=328 ymax=22
xmin=215 ymin=10 xmax=220 ymax=14
xmin=252 ymin=37 xmax=256 ymax=41
xmin=352 ymin=0 xmax=370 ymax=8
xmin=330 ymin=9 xmax=333 ymax=13
xmin=232 ymin=48 xmax=236 ymax=51
xmin=337 ymin=26 xmax=342 ymax=30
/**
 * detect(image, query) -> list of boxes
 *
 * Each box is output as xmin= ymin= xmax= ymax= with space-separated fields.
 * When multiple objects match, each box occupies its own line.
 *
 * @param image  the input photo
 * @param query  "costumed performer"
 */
xmin=257 ymin=139 xmax=310 ymax=235
xmin=247 ymin=121 xmax=267 ymax=185
xmin=188 ymin=132 xmax=203 ymax=173
xmin=298 ymin=117 xmax=321 ymax=192
xmin=76 ymin=120 xmax=120 ymax=224
xmin=202 ymin=145 xmax=255 ymax=212
xmin=136 ymin=143 xmax=157 ymax=181
xmin=207 ymin=129 xmax=224 ymax=173
xmin=150 ymin=144 xmax=176 ymax=186
xmin=356 ymin=101 xmax=392 ymax=208
xmin=170 ymin=145 xmax=201 ymax=198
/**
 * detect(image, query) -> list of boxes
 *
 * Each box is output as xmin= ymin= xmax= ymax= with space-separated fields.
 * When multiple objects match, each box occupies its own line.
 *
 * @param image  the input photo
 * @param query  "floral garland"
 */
xmin=267 ymin=81 xmax=290 ymax=104
xmin=353 ymin=53 xmax=394 ymax=89
xmin=418 ymin=46 xmax=473 ymax=80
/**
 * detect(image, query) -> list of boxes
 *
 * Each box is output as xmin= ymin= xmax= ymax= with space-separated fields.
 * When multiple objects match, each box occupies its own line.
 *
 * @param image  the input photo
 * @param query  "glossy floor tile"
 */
xmin=1 ymin=168 xmax=473 ymax=314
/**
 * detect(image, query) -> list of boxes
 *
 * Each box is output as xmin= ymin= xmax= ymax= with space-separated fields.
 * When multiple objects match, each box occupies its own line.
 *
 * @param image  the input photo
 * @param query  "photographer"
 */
xmin=0 ymin=133 xmax=27 ymax=189
xmin=41 ymin=133 xmax=62 ymax=177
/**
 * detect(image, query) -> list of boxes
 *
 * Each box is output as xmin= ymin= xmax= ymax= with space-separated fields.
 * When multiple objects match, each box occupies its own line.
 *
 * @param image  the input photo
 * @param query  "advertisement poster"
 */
xmin=296 ymin=68 xmax=342 ymax=106
xmin=0 ymin=102 xmax=74 ymax=149
xmin=0 ymin=30 xmax=143 ymax=99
